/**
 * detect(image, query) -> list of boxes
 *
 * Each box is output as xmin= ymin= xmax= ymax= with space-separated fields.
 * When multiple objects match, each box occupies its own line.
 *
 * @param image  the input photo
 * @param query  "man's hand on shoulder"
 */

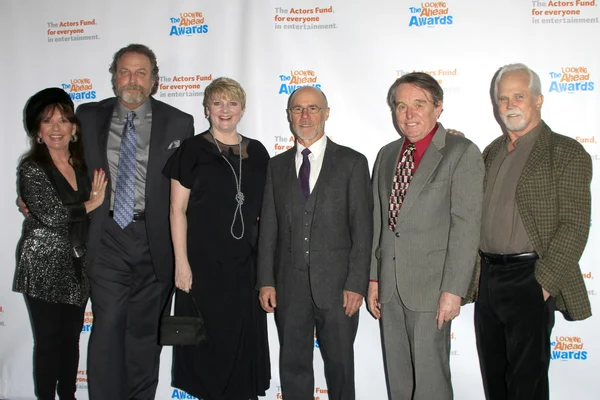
xmin=17 ymin=196 xmax=29 ymax=218
xmin=446 ymin=128 xmax=465 ymax=137
xmin=343 ymin=290 xmax=363 ymax=317
xmin=259 ymin=286 xmax=277 ymax=313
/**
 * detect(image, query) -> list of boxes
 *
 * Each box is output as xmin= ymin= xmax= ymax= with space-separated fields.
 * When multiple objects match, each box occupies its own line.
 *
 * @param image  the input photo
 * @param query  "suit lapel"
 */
xmin=311 ymin=138 xmax=339 ymax=199
xmin=383 ymin=138 xmax=404 ymax=200
xmin=280 ymin=149 xmax=297 ymax=226
xmin=97 ymin=99 xmax=115 ymax=173
xmin=146 ymin=97 xmax=167 ymax=201
xmin=396 ymin=126 xmax=445 ymax=221
xmin=517 ymin=123 xmax=550 ymax=191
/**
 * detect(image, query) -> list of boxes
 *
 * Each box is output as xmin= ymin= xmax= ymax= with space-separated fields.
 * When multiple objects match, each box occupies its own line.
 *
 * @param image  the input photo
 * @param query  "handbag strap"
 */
xmin=164 ymin=288 xmax=202 ymax=318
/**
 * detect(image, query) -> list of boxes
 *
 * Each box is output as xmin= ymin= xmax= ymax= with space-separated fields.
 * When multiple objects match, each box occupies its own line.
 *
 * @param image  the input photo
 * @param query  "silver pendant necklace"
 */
xmin=210 ymin=130 xmax=245 ymax=240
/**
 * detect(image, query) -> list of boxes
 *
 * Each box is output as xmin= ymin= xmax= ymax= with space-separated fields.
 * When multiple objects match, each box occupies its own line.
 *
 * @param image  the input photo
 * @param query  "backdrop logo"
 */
xmin=76 ymin=370 xmax=88 ymax=389
xmin=169 ymin=12 xmax=209 ymax=36
xmin=61 ymin=79 xmax=97 ymax=102
xmin=47 ymin=18 xmax=100 ymax=43
xmin=396 ymin=68 xmax=461 ymax=94
xmin=548 ymin=67 xmax=595 ymax=93
xmin=273 ymin=6 xmax=338 ymax=30
xmin=158 ymin=74 xmax=212 ymax=99
xmin=583 ymin=271 xmax=596 ymax=296
xmin=170 ymin=389 xmax=198 ymax=399
xmin=550 ymin=335 xmax=588 ymax=361
xmin=409 ymin=2 xmax=454 ymax=27
xmin=273 ymin=135 xmax=296 ymax=154
xmin=531 ymin=0 xmax=599 ymax=24
xmin=278 ymin=70 xmax=322 ymax=95
xmin=315 ymin=387 xmax=328 ymax=399
xmin=81 ymin=311 xmax=93 ymax=333
xmin=450 ymin=331 xmax=460 ymax=356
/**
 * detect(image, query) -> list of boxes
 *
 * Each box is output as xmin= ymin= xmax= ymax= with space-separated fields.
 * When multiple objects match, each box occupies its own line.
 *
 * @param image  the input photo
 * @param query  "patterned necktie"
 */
xmin=298 ymin=148 xmax=311 ymax=199
xmin=113 ymin=111 xmax=137 ymax=228
xmin=388 ymin=143 xmax=416 ymax=231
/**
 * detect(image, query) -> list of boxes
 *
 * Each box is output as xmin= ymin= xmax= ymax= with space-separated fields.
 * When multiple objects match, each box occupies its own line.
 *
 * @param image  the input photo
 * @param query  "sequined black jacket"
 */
xmin=14 ymin=160 xmax=90 ymax=306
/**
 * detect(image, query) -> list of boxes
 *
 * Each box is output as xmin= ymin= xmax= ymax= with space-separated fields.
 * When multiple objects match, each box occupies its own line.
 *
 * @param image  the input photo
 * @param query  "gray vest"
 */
xmin=290 ymin=176 xmax=318 ymax=270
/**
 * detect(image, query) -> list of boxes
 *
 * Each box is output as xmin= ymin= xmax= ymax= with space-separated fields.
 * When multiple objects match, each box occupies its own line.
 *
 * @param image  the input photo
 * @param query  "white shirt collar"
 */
xmin=296 ymin=134 xmax=327 ymax=158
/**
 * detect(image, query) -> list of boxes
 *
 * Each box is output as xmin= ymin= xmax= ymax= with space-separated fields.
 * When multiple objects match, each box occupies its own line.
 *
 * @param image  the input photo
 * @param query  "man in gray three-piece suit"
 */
xmin=257 ymin=86 xmax=373 ymax=400
xmin=368 ymin=73 xmax=484 ymax=399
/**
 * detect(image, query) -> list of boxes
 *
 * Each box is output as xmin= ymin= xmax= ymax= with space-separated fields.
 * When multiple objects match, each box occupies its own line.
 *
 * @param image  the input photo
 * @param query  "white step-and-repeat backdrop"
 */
xmin=1 ymin=1 xmax=598 ymax=399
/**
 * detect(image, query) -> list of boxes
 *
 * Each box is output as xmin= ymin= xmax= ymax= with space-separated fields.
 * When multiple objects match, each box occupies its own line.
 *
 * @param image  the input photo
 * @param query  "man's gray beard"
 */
xmin=501 ymin=116 xmax=527 ymax=132
xmin=119 ymin=90 xmax=147 ymax=106
xmin=293 ymin=121 xmax=325 ymax=141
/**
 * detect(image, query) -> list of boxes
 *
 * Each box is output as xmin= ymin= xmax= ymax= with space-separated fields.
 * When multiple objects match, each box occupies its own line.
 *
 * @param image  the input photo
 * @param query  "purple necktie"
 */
xmin=298 ymin=148 xmax=311 ymax=199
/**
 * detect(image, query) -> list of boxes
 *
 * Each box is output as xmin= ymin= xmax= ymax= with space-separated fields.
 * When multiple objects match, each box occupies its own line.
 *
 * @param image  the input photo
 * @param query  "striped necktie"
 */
xmin=113 ymin=111 xmax=137 ymax=228
xmin=388 ymin=143 xmax=416 ymax=231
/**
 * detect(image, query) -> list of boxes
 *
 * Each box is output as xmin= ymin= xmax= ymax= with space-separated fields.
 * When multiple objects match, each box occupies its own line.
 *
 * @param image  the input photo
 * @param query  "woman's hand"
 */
xmin=175 ymin=261 xmax=193 ymax=293
xmin=85 ymin=169 xmax=108 ymax=213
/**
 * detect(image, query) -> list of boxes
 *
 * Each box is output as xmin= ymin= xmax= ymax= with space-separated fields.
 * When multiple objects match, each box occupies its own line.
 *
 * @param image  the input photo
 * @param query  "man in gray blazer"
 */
xmin=367 ymin=73 xmax=484 ymax=399
xmin=257 ymin=86 xmax=373 ymax=400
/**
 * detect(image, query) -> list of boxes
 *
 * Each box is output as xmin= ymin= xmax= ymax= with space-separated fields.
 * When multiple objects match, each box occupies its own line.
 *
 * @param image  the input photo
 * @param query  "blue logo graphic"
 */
xmin=171 ymin=389 xmax=198 ymax=399
xmin=61 ymin=79 xmax=97 ymax=101
xmin=169 ymin=12 xmax=209 ymax=36
xmin=408 ymin=2 xmax=454 ymax=27
xmin=550 ymin=336 xmax=588 ymax=361
xmin=548 ymin=67 xmax=595 ymax=93
xmin=278 ymin=70 xmax=322 ymax=95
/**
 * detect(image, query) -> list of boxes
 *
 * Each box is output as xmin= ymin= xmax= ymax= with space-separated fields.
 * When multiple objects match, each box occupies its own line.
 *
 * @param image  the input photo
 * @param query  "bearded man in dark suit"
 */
xmin=77 ymin=44 xmax=194 ymax=399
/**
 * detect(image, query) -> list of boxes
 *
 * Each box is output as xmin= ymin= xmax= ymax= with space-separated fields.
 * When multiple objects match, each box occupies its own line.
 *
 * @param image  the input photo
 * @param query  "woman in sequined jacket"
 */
xmin=14 ymin=88 xmax=107 ymax=400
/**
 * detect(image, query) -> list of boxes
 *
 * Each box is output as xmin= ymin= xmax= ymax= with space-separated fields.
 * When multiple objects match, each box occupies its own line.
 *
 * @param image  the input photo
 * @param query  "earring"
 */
xmin=36 ymin=136 xmax=43 ymax=144
xmin=71 ymin=134 xmax=78 ymax=143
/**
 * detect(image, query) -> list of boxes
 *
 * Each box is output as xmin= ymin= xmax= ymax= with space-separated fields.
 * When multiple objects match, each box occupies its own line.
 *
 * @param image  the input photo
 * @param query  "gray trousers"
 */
xmin=381 ymin=290 xmax=453 ymax=400
xmin=275 ymin=267 xmax=359 ymax=400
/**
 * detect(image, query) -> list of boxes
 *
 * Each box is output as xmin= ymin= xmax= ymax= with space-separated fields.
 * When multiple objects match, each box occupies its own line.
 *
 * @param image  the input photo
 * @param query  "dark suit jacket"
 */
xmin=257 ymin=138 xmax=373 ymax=309
xmin=76 ymin=96 xmax=194 ymax=282
xmin=465 ymin=121 xmax=592 ymax=320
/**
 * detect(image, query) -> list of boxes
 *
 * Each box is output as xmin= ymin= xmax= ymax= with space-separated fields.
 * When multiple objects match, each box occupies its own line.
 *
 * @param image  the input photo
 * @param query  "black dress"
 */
xmin=163 ymin=131 xmax=271 ymax=400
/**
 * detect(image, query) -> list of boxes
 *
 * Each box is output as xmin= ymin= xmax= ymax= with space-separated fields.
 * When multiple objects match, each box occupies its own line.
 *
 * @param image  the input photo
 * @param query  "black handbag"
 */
xmin=159 ymin=289 xmax=208 ymax=346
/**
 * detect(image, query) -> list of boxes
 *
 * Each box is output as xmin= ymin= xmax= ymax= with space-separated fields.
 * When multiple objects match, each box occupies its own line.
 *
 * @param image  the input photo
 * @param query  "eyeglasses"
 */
xmin=288 ymin=105 xmax=322 ymax=114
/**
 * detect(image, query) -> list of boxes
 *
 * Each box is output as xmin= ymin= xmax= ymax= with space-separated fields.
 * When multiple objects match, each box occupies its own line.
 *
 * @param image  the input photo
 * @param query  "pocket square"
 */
xmin=167 ymin=140 xmax=181 ymax=150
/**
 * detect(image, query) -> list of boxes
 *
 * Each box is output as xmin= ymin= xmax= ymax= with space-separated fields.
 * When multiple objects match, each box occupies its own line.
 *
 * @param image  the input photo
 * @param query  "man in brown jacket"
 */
xmin=467 ymin=63 xmax=592 ymax=400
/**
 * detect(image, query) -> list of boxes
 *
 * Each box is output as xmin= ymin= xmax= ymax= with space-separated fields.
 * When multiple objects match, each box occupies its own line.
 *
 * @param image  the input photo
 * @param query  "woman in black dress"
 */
xmin=163 ymin=77 xmax=270 ymax=399
xmin=14 ymin=88 xmax=107 ymax=400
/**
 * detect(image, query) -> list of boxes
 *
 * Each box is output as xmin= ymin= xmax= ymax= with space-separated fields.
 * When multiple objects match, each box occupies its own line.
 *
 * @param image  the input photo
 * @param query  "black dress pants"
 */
xmin=87 ymin=219 xmax=171 ymax=400
xmin=26 ymin=295 xmax=86 ymax=400
xmin=475 ymin=256 xmax=555 ymax=400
